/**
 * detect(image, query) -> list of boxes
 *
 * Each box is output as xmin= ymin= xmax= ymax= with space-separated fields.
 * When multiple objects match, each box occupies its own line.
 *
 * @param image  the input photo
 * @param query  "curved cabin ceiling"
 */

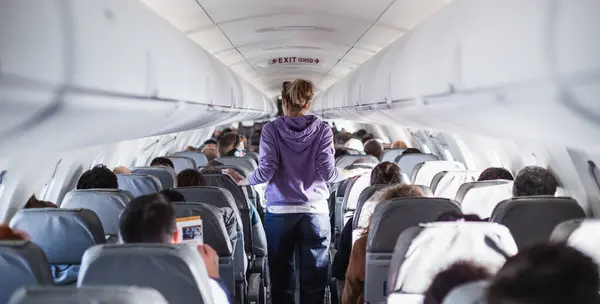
xmin=141 ymin=0 xmax=449 ymax=97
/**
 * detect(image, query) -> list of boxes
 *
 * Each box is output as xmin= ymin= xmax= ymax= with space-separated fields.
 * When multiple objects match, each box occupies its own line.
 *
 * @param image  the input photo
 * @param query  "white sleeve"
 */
xmin=209 ymin=278 xmax=230 ymax=304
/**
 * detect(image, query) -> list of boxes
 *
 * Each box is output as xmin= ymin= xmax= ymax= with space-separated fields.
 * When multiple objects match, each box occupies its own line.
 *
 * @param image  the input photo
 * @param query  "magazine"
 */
xmin=176 ymin=216 xmax=203 ymax=245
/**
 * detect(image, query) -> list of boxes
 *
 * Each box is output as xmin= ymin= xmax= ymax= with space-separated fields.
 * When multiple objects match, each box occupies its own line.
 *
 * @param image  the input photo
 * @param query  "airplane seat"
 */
xmin=61 ymin=189 xmax=133 ymax=239
xmin=352 ymin=184 xmax=390 ymax=244
xmin=441 ymin=281 xmax=489 ymax=304
xmin=456 ymin=180 xmax=514 ymax=219
xmin=166 ymin=156 xmax=197 ymax=173
xmin=131 ymin=166 xmax=177 ymax=189
xmin=8 ymin=286 xmax=168 ymax=304
xmin=217 ymin=156 xmax=257 ymax=173
xmin=333 ymin=177 xmax=354 ymax=247
xmin=335 ymin=155 xmax=378 ymax=169
xmin=342 ymin=173 xmax=371 ymax=231
xmin=381 ymin=148 xmax=406 ymax=163
xmin=78 ymin=244 xmax=214 ymax=304
xmin=386 ymin=293 xmax=425 ymax=304
xmin=245 ymin=151 xmax=260 ymax=163
xmin=10 ymin=209 xmax=105 ymax=284
xmin=394 ymin=153 xmax=439 ymax=179
xmin=491 ymin=197 xmax=586 ymax=249
xmin=411 ymin=161 xmax=466 ymax=187
xmin=172 ymin=203 xmax=237 ymax=300
xmin=416 ymin=185 xmax=434 ymax=197
xmin=550 ymin=219 xmax=600 ymax=267
xmin=346 ymin=148 xmax=364 ymax=155
xmin=402 ymin=172 xmax=412 ymax=184
xmin=431 ymin=171 xmax=481 ymax=199
xmin=116 ymin=173 xmax=162 ymax=197
xmin=387 ymin=222 xmax=517 ymax=296
xmin=211 ymin=164 xmax=249 ymax=176
xmin=365 ymin=198 xmax=461 ymax=304
xmin=171 ymin=151 xmax=208 ymax=168
xmin=0 ymin=241 xmax=54 ymax=304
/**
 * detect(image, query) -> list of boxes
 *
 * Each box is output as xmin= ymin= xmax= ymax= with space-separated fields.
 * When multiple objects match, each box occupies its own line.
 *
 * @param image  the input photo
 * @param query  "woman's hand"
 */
xmin=225 ymin=168 xmax=245 ymax=183
xmin=197 ymin=244 xmax=220 ymax=279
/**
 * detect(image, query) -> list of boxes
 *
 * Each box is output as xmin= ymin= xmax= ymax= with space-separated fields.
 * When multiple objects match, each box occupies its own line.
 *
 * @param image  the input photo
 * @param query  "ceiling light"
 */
xmin=256 ymin=26 xmax=335 ymax=33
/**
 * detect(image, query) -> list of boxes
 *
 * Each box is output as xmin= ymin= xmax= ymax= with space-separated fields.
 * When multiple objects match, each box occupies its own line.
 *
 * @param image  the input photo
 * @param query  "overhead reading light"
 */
xmin=256 ymin=26 xmax=335 ymax=33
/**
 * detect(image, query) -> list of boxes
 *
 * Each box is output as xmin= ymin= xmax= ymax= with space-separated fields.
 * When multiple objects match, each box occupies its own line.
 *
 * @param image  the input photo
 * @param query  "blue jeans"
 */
xmin=265 ymin=212 xmax=331 ymax=304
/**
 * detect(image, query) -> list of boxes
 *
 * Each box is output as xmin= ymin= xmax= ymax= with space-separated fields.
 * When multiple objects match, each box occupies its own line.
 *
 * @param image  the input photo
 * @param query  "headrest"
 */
xmin=0 ymin=241 xmax=54 ymax=304
xmin=245 ymin=152 xmax=259 ymax=163
xmin=353 ymin=185 xmax=390 ymax=229
xmin=117 ymin=174 xmax=162 ymax=197
xmin=166 ymin=156 xmax=197 ymax=173
xmin=394 ymin=153 xmax=439 ymax=176
xmin=386 ymin=293 xmax=424 ymax=304
xmin=381 ymin=148 xmax=406 ymax=163
xmin=460 ymin=182 xmax=514 ymax=219
xmin=79 ymin=244 xmax=213 ymax=304
xmin=9 ymin=286 xmax=168 ymax=304
xmin=174 ymin=186 xmax=243 ymax=232
xmin=210 ymin=165 xmax=248 ymax=176
xmin=217 ymin=156 xmax=257 ymax=172
xmin=442 ymin=281 xmax=489 ymax=304
xmin=202 ymin=174 xmax=250 ymax=210
xmin=367 ymin=198 xmax=461 ymax=253
xmin=391 ymin=222 xmax=517 ymax=294
xmin=336 ymin=178 xmax=353 ymax=198
xmin=335 ymin=155 xmax=378 ymax=169
xmin=491 ymin=196 xmax=585 ymax=249
xmin=61 ymin=189 xmax=133 ymax=235
xmin=172 ymin=202 xmax=232 ymax=256
xmin=132 ymin=166 xmax=177 ymax=189
xmin=412 ymin=161 xmax=466 ymax=188
xmin=455 ymin=180 xmax=512 ymax=203
xmin=171 ymin=151 xmax=208 ymax=167
xmin=10 ymin=209 xmax=105 ymax=264
xmin=431 ymin=171 xmax=481 ymax=199
xmin=344 ymin=163 xmax=377 ymax=170
xmin=343 ymin=173 xmax=371 ymax=211
xmin=551 ymin=219 xmax=600 ymax=266
xmin=416 ymin=185 xmax=434 ymax=197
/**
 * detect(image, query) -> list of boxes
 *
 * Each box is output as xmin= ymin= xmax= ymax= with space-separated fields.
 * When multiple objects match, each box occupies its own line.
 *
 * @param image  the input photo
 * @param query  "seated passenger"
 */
xmin=77 ymin=165 xmax=118 ymax=189
xmin=436 ymin=211 xmax=483 ymax=222
xmin=177 ymin=169 xmax=207 ymax=187
xmin=335 ymin=147 xmax=350 ymax=160
xmin=487 ymin=243 xmax=599 ymax=304
xmin=477 ymin=167 xmax=514 ymax=181
xmin=361 ymin=134 xmax=374 ymax=144
xmin=24 ymin=195 xmax=57 ymax=209
xmin=218 ymin=132 xmax=244 ymax=157
xmin=150 ymin=157 xmax=175 ymax=169
xmin=0 ymin=224 xmax=29 ymax=240
xmin=332 ymin=162 xmax=403 ymax=299
xmin=391 ymin=140 xmax=408 ymax=149
xmin=363 ymin=139 xmax=383 ymax=160
xmin=201 ymin=147 xmax=219 ymax=162
xmin=249 ymin=131 xmax=261 ymax=153
xmin=119 ymin=193 xmax=232 ymax=303
xmin=354 ymin=129 xmax=368 ymax=140
xmin=513 ymin=166 xmax=558 ymax=197
xmin=113 ymin=166 xmax=132 ymax=174
xmin=424 ymin=260 xmax=492 ymax=304
xmin=343 ymin=184 xmax=425 ymax=304
xmin=160 ymin=189 xmax=185 ymax=202
xmin=344 ymin=138 xmax=364 ymax=152
xmin=402 ymin=147 xmax=422 ymax=155
xmin=185 ymin=146 xmax=198 ymax=152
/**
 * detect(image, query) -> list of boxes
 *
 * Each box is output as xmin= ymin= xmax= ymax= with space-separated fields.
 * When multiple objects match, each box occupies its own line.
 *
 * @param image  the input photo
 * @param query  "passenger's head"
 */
xmin=176 ymin=169 xmax=206 ymax=187
xmin=201 ymin=147 xmax=219 ymax=161
xmin=0 ymin=224 xmax=29 ymax=241
xmin=364 ymin=139 xmax=384 ymax=160
xmin=355 ymin=129 xmax=368 ymax=139
xmin=334 ymin=132 xmax=354 ymax=145
xmin=185 ymin=146 xmax=198 ymax=152
xmin=206 ymin=160 xmax=224 ymax=167
xmin=436 ymin=211 xmax=483 ymax=222
xmin=284 ymin=78 xmax=314 ymax=114
xmin=334 ymin=148 xmax=350 ymax=159
xmin=487 ymin=243 xmax=599 ymax=304
xmin=218 ymin=132 xmax=243 ymax=157
xmin=160 ymin=189 xmax=185 ymax=203
xmin=344 ymin=138 xmax=364 ymax=152
xmin=478 ymin=167 xmax=514 ymax=181
xmin=424 ymin=261 xmax=493 ymax=304
xmin=77 ymin=165 xmax=118 ymax=190
xmin=391 ymin=140 xmax=408 ymax=149
xmin=249 ymin=132 xmax=261 ymax=152
xmin=113 ymin=166 xmax=132 ymax=174
xmin=364 ymin=184 xmax=425 ymax=236
xmin=402 ymin=148 xmax=422 ymax=155
xmin=119 ymin=193 xmax=176 ymax=244
xmin=150 ymin=157 xmax=174 ymax=169
xmin=204 ymin=139 xmax=217 ymax=146
xmin=512 ymin=166 xmax=558 ymax=197
xmin=361 ymin=134 xmax=375 ymax=144
xmin=25 ymin=195 xmax=57 ymax=209
xmin=370 ymin=162 xmax=403 ymax=185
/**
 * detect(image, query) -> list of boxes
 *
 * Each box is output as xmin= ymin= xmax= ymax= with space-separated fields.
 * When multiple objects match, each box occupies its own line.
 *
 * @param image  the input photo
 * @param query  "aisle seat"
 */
xmin=171 ymin=151 xmax=208 ymax=168
xmin=381 ymin=149 xmax=406 ymax=163
xmin=342 ymin=173 xmax=371 ymax=227
xmin=132 ymin=166 xmax=177 ymax=189
xmin=457 ymin=180 xmax=513 ymax=219
xmin=10 ymin=209 xmax=105 ymax=284
xmin=551 ymin=219 xmax=600 ymax=266
xmin=441 ymin=281 xmax=489 ymax=304
xmin=217 ymin=156 xmax=257 ymax=173
xmin=394 ymin=153 xmax=439 ymax=179
xmin=431 ymin=171 xmax=481 ymax=199
xmin=116 ymin=174 xmax=161 ymax=197
xmin=8 ymin=286 xmax=167 ymax=304
xmin=411 ymin=161 xmax=466 ymax=187
xmin=333 ymin=178 xmax=354 ymax=246
xmin=166 ymin=156 xmax=196 ymax=173
xmin=386 ymin=293 xmax=424 ymax=304
xmin=335 ymin=155 xmax=378 ymax=169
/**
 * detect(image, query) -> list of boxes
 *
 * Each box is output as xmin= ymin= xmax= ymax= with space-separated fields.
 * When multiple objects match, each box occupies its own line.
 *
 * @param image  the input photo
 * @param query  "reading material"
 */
xmin=176 ymin=216 xmax=203 ymax=245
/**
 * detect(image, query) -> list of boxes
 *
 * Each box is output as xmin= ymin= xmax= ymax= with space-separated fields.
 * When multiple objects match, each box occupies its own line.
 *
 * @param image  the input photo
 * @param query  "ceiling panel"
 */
xmin=141 ymin=0 xmax=213 ymax=33
xmin=355 ymin=24 xmax=406 ymax=52
xmin=378 ymin=0 xmax=447 ymax=30
xmin=342 ymin=48 xmax=376 ymax=66
xmin=188 ymin=25 xmax=232 ymax=53
xmin=213 ymin=49 xmax=246 ymax=66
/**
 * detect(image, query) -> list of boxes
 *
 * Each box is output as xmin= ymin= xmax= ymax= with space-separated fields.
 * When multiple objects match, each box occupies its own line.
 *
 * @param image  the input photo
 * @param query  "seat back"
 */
xmin=79 ymin=244 xmax=213 ymax=304
xmin=394 ymin=153 xmax=439 ymax=178
xmin=381 ymin=149 xmax=406 ymax=163
xmin=171 ymin=151 xmax=208 ymax=168
xmin=210 ymin=165 xmax=248 ymax=176
xmin=416 ymin=185 xmax=433 ymax=197
xmin=491 ymin=197 xmax=586 ymax=249
xmin=173 ymin=202 xmax=234 ymax=293
xmin=61 ymin=189 xmax=133 ymax=236
xmin=335 ymin=155 xmax=378 ymax=169
xmin=166 ymin=156 xmax=197 ymax=173
xmin=132 ymin=166 xmax=177 ymax=189
xmin=551 ymin=219 xmax=600 ymax=266
xmin=411 ymin=161 xmax=466 ymax=187
xmin=353 ymin=185 xmax=390 ymax=230
xmin=116 ymin=174 xmax=162 ymax=197
xmin=442 ymin=281 xmax=489 ymax=304
xmin=334 ymin=178 xmax=354 ymax=238
xmin=342 ymin=173 xmax=371 ymax=216
xmin=389 ymin=222 xmax=517 ymax=295
xmin=0 ymin=241 xmax=54 ymax=304
xmin=431 ymin=171 xmax=481 ymax=199
xmin=365 ymin=198 xmax=461 ymax=304
xmin=10 ymin=209 xmax=106 ymax=284
xmin=9 ymin=286 xmax=168 ymax=304
xmin=217 ymin=156 xmax=257 ymax=172
xmin=245 ymin=152 xmax=260 ymax=163
xmin=457 ymin=180 xmax=513 ymax=219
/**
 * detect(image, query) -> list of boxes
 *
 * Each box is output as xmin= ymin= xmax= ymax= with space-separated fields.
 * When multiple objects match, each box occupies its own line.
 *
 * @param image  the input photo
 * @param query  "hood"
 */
xmin=274 ymin=115 xmax=322 ymax=153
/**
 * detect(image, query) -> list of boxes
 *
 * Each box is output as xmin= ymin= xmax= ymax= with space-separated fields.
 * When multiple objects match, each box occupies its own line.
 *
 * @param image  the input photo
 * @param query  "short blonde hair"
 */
xmin=391 ymin=140 xmax=408 ymax=149
xmin=288 ymin=78 xmax=315 ymax=109
xmin=363 ymin=184 xmax=425 ymax=236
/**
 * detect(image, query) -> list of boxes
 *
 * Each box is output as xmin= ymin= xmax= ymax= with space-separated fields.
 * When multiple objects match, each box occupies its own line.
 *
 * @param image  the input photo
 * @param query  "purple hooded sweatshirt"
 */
xmin=247 ymin=115 xmax=339 ymax=207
